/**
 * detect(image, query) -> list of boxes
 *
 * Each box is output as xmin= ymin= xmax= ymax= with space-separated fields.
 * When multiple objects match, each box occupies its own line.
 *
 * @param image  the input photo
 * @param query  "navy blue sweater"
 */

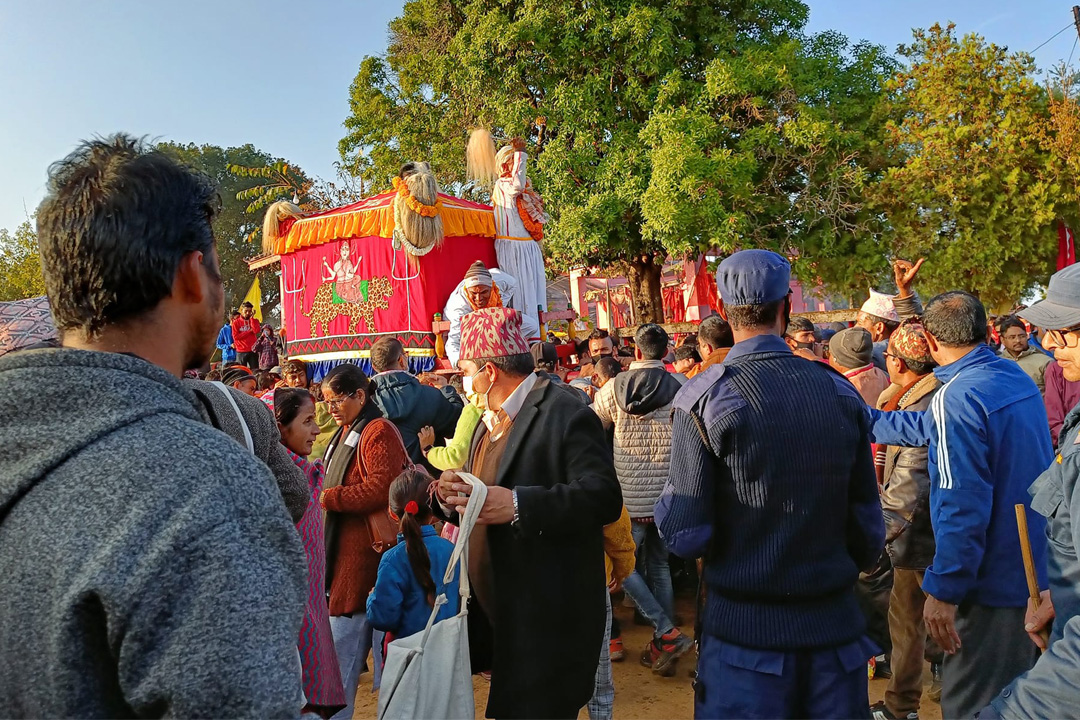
xmin=656 ymin=335 xmax=885 ymax=649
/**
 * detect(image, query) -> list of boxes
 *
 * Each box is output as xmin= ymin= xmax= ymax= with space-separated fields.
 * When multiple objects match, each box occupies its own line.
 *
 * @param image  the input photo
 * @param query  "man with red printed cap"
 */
xmin=434 ymin=306 xmax=622 ymax=719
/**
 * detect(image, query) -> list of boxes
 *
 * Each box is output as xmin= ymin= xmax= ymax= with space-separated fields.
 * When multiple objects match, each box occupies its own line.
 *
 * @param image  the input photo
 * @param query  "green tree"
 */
xmin=641 ymin=30 xmax=898 ymax=301
xmin=873 ymin=24 xmax=1067 ymax=308
xmin=157 ymin=142 xmax=312 ymax=316
xmin=339 ymin=0 xmax=897 ymax=320
xmin=0 ymin=220 xmax=46 ymax=302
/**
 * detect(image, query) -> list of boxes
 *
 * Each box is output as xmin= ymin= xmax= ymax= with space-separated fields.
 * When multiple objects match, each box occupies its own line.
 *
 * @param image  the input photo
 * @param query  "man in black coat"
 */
xmin=435 ymin=307 xmax=623 ymax=719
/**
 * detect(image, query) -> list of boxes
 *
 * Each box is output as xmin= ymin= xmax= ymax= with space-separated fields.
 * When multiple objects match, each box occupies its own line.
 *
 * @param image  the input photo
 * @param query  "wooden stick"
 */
xmin=1015 ymin=504 xmax=1051 ymax=648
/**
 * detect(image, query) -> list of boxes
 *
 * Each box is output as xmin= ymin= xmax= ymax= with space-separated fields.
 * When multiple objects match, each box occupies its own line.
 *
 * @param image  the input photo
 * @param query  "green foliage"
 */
xmin=874 ymin=24 xmax=1067 ymax=308
xmin=0 ymin=220 xmax=46 ymax=302
xmin=642 ymin=30 xmax=899 ymax=298
xmin=339 ymin=0 xmax=899 ymax=318
xmin=157 ymin=142 xmax=300 ymax=313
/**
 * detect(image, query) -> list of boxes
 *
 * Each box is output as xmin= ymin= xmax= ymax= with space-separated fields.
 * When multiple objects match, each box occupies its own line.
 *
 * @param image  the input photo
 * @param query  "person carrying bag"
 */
xmin=377 ymin=472 xmax=487 ymax=720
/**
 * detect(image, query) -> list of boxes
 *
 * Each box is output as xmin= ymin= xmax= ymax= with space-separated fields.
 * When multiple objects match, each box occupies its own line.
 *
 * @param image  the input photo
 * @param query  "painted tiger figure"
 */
xmin=304 ymin=275 xmax=394 ymax=337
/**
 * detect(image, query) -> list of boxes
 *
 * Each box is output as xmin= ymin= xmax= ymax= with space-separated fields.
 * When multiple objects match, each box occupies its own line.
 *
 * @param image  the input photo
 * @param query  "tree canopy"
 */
xmin=873 ymin=24 xmax=1071 ymax=309
xmin=338 ymin=0 xmax=903 ymax=319
xmin=157 ymin=142 xmax=313 ymax=317
xmin=0 ymin=220 xmax=46 ymax=302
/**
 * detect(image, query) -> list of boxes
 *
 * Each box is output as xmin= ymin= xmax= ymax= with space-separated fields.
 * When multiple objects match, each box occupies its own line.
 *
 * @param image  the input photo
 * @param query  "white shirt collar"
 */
xmin=498 ymin=371 xmax=539 ymax=422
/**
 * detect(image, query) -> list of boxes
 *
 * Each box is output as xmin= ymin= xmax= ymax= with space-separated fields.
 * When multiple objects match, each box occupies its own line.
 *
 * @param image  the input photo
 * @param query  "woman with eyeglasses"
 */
xmin=318 ymin=363 xmax=410 ymax=719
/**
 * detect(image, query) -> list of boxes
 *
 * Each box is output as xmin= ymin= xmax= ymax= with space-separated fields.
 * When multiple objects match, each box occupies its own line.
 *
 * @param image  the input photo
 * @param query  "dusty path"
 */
xmin=351 ymin=592 xmax=943 ymax=719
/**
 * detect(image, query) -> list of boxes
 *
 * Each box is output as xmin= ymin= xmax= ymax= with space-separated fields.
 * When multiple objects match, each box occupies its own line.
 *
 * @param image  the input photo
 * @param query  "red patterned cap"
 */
xmin=459 ymin=307 xmax=530 ymax=361
xmin=889 ymin=318 xmax=933 ymax=366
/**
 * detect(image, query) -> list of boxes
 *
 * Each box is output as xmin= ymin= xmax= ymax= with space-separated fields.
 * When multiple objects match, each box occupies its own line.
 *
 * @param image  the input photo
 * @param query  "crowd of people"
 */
xmin=1 ymin=133 xmax=1078 ymax=720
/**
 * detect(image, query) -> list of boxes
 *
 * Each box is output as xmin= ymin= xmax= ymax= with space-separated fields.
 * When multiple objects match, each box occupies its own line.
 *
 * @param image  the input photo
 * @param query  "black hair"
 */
xmin=594 ymin=356 xmax=623 ymax=381
xmin=900 ymin=356 xmax=937 ymax=376
xmin=241 ymin=301 xmax=254 ymax=309
xmin=274 ymin=387 xmax=314 ymax=426
xmin=323 ymin=362 xmax=373 ymax=400
xmin=679 ymin=333 xmax=698 ymax=348
xmin=634 ymin=323 xmax=669 ymax=360
xmin=589 ymin=328 xmax=611 ymax=341
xmin=469 ymin=353 xmax=535 ymax=378
xmin=785 ymin=316 xmax=816 ymax=337
xmin=256 ymin=372 xmax=276 ymax=392
xmin=725 ymin=298 xmax=787 ymax=331
xmin=923 ymin=291 xmax=988 ymax=347
xmin=282 ymin=358 xmax=307 ymax=375
xmin=398 ymin=162 xmax=419 ymax=179
xmin=370 ymin=336 xmax=405 ymax=373
xmin=220 ymin=363 xmax=254 ymax=387
xmin=997 ymin=315 xmax=1027 ymax=336
xmin=36 ymin=134 xmax=220 ymax=338
xmin=699 ymin=314 xmax=735 ymax=347
xmin=674 ymin=345 xmax=701 ymax=363
xmin=389 ymin=469 xmax=438 ymax=607
xmin=308 ymin=380 xmax=324 ymax=402
xmin=230 ymin=310 xmax=240 ymax=318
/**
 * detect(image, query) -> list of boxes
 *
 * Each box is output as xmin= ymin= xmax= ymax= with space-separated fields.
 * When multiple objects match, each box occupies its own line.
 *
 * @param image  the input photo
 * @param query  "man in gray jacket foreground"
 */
xmin=0 ymin=135 xmax=307 ymax=717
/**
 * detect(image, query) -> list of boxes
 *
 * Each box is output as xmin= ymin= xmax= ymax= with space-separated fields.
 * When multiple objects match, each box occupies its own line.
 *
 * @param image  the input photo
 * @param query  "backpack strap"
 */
xmin=208 ymin=381 xmax=254 ymax=453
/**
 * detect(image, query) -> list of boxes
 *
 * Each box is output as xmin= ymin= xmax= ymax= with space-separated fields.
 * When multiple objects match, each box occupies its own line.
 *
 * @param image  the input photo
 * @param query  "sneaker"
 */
xmin=653 ymin=629 xmax=695 ymax=677
xmin=927 ymin=662 xmax=942 ymax=703
xmin=870 ymin=701 xmax=919 ymax=720
xmin=873 ymin=654 xmax=893 ymax=680
xmin=640 ymin=639 xmax=661 ymax=669
xmin=609 ymin=636 xmax=625 ymax=662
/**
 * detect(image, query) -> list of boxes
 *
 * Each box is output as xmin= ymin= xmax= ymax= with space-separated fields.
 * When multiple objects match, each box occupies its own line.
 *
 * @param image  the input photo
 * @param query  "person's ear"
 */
xmin=174 ymin=251 xmax=208 ymax=305
xmin=925 ymin=331 xmax=940 ymax=354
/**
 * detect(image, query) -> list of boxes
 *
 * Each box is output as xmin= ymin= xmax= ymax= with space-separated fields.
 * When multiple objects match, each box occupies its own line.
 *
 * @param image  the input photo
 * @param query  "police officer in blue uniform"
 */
xmin=655 ymin=250 xmax=885 ymax=719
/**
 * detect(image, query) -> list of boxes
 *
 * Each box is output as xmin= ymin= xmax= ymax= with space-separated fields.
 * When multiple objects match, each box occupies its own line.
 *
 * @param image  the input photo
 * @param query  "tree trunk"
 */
xmin=627 ymin=256 xmax=665 ymax=325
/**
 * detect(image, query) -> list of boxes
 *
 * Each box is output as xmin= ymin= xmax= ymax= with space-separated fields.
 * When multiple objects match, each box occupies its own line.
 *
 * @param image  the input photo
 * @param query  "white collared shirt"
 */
xmin=498 ymin=371 xmax=539 ymax=422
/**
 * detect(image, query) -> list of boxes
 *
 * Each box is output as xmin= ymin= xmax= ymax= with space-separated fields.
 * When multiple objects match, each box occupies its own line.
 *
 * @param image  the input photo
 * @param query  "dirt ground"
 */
xmin=350 ymin=592 xmax=943 ymax=720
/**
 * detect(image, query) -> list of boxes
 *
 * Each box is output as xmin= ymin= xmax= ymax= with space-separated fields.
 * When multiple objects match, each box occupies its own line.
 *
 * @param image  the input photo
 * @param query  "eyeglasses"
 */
xmin=1043 ymin=327 xmax=1080 ymax=350
xmin=324 ymin=393 xmax=356 ymax=409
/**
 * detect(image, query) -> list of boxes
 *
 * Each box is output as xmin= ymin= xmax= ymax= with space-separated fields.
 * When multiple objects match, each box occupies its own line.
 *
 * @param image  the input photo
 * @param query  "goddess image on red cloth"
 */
xmin=322 ymin=241 xmax=369 ymax=304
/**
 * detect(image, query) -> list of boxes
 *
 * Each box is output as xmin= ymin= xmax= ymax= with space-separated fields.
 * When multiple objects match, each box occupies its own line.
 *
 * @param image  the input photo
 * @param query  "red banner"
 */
xmin=282 ymin=234 xmax=496 ymax=357
xmin=1059 ymin=222 xmax=1075 ymax=271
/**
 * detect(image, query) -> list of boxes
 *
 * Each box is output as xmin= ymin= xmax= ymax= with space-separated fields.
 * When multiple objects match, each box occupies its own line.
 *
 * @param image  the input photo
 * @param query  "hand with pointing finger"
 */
xmin=893 ymin=258 xmax=926 ymax=299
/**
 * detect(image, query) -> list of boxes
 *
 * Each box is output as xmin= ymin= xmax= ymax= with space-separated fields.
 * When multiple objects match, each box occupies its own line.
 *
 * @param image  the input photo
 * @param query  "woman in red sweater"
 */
xmin=319 ymin=363 xmax=409 ymax=718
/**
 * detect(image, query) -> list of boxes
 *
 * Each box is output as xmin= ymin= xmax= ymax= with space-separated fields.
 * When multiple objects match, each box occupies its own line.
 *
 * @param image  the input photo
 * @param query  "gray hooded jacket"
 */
xmin=0 ymin=348 xmax=307 ymax=717
xmin=184 ymin=379 xmax=309 ymax=523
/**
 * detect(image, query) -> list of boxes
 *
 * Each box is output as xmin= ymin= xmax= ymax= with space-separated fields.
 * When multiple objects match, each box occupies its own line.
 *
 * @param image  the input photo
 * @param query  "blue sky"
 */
xmin=1 ymin=0 xmax=1076 ymax=234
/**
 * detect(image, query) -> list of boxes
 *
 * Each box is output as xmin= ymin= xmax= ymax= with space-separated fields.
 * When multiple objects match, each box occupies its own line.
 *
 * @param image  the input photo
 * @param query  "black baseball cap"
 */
xmin=1018 ymin=264 xmax=1080 ymax=330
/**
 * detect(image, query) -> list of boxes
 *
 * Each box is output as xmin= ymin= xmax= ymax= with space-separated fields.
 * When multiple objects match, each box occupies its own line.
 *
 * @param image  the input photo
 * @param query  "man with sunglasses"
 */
xmin=981 ymin=264 xmax=1080 ymax=718
xmin=868 ymin=290 xmax=1051 ymax=719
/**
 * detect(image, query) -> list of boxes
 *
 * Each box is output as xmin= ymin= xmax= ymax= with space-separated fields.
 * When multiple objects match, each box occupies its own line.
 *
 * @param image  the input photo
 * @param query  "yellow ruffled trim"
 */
xmin=278 ymin=197 xmax=496 ymax=254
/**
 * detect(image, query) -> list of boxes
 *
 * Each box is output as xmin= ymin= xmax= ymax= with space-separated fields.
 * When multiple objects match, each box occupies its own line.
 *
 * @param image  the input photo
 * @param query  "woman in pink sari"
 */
xmin=275 ymin=387 xmax=346 ymax=718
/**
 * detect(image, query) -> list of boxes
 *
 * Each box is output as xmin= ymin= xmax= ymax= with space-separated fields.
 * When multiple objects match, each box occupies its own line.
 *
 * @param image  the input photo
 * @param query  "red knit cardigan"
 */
xmin=322 ymin=418 xmax=409 ymax=616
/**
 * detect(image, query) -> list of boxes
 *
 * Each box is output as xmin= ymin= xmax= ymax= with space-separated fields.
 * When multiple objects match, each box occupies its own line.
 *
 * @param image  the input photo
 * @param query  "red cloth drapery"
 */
xmin=662 ymin=285 xmax=685 ymax=323
xmin=1059 ymin=222 xmax=1075 ymax=270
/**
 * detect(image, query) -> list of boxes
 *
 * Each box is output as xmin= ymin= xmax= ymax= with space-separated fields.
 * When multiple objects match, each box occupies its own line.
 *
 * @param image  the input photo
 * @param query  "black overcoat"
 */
xmin=442 ymin=373 xmax=623 ymax=719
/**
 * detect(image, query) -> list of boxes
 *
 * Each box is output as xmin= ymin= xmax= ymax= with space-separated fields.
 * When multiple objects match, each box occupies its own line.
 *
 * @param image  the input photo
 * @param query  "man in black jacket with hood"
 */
xmin=369 ymin=336 xmax=462 ymax=463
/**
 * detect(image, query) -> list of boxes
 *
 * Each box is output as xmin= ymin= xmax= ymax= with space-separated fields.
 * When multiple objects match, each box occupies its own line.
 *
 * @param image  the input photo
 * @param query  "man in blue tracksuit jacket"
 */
xmin=868 ymin=290 xmax=1050 ymax=719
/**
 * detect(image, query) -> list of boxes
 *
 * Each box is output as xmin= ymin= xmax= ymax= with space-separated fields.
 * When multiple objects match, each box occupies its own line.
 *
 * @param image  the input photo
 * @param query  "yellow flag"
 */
xmin=242 ymin=276 xmax=263 ymax=322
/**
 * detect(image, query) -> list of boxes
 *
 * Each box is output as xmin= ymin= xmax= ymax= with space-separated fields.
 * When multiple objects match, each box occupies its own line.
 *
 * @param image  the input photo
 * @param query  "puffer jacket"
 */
xmin=593 ymin=360 xmax=684 ymax=518
xmin=879 ymin=374 xmax=940 ymax=569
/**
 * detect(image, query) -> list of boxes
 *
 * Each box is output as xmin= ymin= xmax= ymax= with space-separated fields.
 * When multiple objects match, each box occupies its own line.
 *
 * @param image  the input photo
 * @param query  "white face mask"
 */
xmin=466 ymin=364 xmax=492 ymax=411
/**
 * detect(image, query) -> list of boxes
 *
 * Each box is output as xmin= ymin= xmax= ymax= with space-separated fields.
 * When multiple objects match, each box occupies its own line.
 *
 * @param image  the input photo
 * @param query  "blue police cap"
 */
xmin=716 ymin=250 xmax=791 ymax=306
